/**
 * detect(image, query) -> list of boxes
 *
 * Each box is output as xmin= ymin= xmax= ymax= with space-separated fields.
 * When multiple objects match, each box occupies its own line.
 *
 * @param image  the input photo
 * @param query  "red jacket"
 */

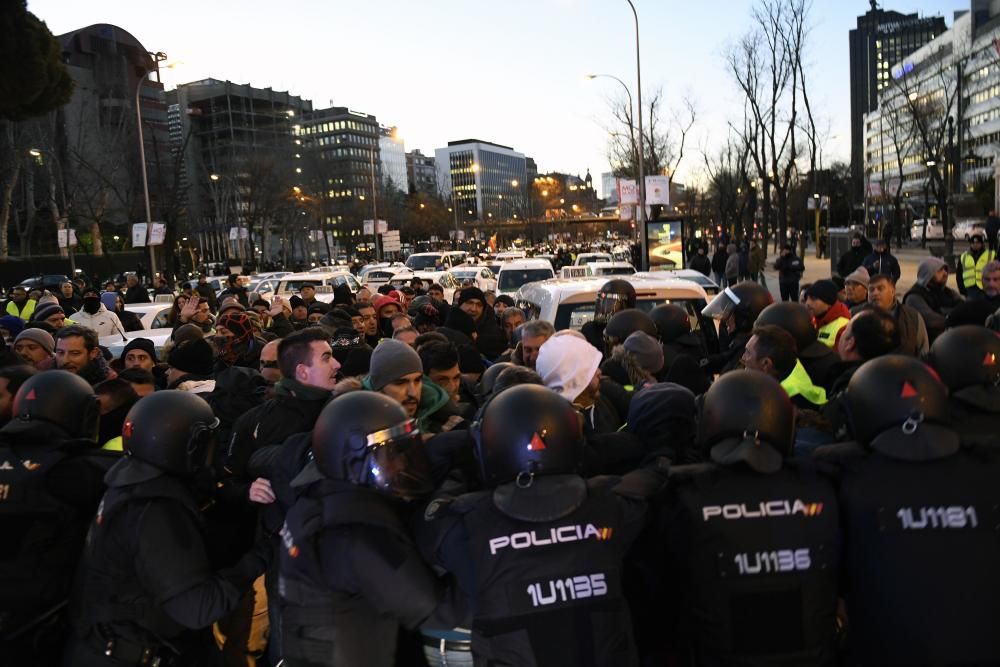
xmin=815 ymin=301 xmax=851 ymax=349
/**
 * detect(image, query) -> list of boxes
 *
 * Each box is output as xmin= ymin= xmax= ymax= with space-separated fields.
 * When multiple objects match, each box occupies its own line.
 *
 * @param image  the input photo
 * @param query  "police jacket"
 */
xmin=69 ymin=459 xmax=269 ymax=657
xmin=659 ymin=463 xmax=840 ymax=666
xmin=815 ymin=443 xmax=1000 ymax=665
xmin=278 ymin=475 xmax=458 ymax=666
xmin=0 ymin=423 xmax=112 ymax=629
xmin=420 ymin=471 xmax=663 ymax=667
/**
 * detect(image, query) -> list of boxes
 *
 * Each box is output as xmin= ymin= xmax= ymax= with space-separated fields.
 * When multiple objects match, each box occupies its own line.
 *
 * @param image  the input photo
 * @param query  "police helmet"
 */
xmin=604 ymin=309 xmax=657 ymax=346
xmin=312 ymin=391 xmax=432 ymax=499
xmin=845 ymin=355 xmax=958 ymax=460
xmin=649 ymin=303 xmax=691 ymax=342
xmin=475 ymin=384 xmax=584 ymax=486
xmin=927 ymin=325 xmax=1000 ymax=413
xmin=701 ymin=281 xmax=773 ymax=332
xmin=697 ymin=370 xmax=794 ymax=474
xmin=10 ymin=370 xmax=100 ymax=441
xmin=593 ymin=279 xmax=636 ymax=323
xmin=122 ymin=390 xmax=219 ymax=477
xmin=755 ymin=302 xmax=826 ymax=358
xmin=480 ymin=361 xmax=515 ymax=397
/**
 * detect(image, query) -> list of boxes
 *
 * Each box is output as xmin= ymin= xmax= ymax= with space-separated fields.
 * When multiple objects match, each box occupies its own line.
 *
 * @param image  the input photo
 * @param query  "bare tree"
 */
xmin=604 ymin=87 xmax=696 ymax=182
xmin=702 ymin=133 xmax=752 ymax=238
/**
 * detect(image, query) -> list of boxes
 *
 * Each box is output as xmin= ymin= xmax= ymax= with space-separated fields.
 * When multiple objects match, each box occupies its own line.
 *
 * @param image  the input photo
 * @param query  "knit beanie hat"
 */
xmin=122 ymin=337 xmax=157 ymax=362
xmin=0 ymin=315 xmax=25 ymax=339
xmin=216 ymin=311 xmax=254 ymax=343
xmin=844 ymin=266 xmax=870 ymax=288
xmin=806 ymin=279 xmax=840 ymax=306
xmin=167 ymin=338 xmax=214 ymax=375
xmin=38 ymin=293 xmax=60 ymax=306
xmin=536 ymin=333 xmax=602 ymax=402
xmin=367 ymin=338 xmax=423 ymax=390
xmin=31 ymin=303 xmax=64 ymax=323
xmin=14 ymin=328 xmax=54 ymax=354
xmin=624 ymin=331 xmax=665 ymax=375
xmin=457 ymin=286 xmax=486 ymax=307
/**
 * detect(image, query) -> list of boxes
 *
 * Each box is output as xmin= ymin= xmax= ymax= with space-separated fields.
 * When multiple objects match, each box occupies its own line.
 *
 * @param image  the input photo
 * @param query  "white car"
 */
xmin=953 ymin=219 xmax=986 ymax=240
xmin=275 ymin=271 xmax=362 ymax=303
xmin=515 ymin=274 xmax=711 ymax=334
xmin=404 ymin=252 xmax=461 ymax=273
xmin=634 ymin=269 xmax=720 ymax=296
xmin=574 ymin=252 xmax=614 ymax=266
xmin=449 ymin=265 xmax=497 ymax=292
xmin=911 ymin=219 xmax=944 ymax=241
xmin=248 ymin=278 xmax=280 ymax=299
xmin=413 ymin=271 xmax=459 ymax=303
xmin=364 ymin=265 xmax=416 ymax=292
xmin=589 ymin=261 xmax=636 ymax=277
xmin=494 ymin=250 xmax=527 ymax=263
xmin=496 ymin=258 xmax=556 ymax=296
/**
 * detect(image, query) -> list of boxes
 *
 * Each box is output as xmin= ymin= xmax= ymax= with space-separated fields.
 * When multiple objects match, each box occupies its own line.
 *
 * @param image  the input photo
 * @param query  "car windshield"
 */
xmin=579 ymin=254 xmax=612 ymax=264
xmin=555 ymin=298 xmax=705 ymax=331
xmin=279 ymin=279 xmax=323 ymax=292
xmin=498 ymin=269 xmax=553 ymax=291
xmin=593 ymin=266 xmax=635 ymax=276
xmin=405 ymin=255 xmax=441 ymax=270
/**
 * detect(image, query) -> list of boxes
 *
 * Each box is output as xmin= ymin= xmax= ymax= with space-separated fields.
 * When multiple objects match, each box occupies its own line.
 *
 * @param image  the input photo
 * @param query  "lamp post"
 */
xmin=135 ymin=52 xmax=168 ymax=281
xmin=624 ymin=0 xmax=647 ymax=270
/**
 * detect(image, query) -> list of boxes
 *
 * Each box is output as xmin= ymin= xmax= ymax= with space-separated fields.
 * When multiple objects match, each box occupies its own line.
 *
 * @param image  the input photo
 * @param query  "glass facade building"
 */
xmin=435 ymin=139 xmax=528 ymax=224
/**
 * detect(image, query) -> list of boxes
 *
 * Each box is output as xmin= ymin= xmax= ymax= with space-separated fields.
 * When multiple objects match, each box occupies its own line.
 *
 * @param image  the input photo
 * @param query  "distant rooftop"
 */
xmin=446 ymin=139 xmax=514 ymax=151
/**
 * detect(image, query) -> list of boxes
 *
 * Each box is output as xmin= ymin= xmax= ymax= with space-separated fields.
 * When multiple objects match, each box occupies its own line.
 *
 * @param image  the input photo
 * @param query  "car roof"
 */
xmin=499 ymin=258 xmax=555 ymax=270
xmin=279 ymin=270 xmax=353 ymax=280
xmin=516 ymin=275 xmax=707 ymax=307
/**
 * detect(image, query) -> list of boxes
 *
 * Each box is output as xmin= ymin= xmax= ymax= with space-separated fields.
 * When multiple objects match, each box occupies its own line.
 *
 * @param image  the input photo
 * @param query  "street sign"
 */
xmin=646 ymin=176 xmax=671 ymax=205
xmin=132 ymin=223 xmax=148 ymax=247
xmin=149 ymin=222 xmax=166 ymax=246
xmin=382 ymin=230 xmax=401 ymax=252
xmin=363 ymin=219 xmax=388 ymax=235
xmin=56 ymin=229 xmax=77 ymax=248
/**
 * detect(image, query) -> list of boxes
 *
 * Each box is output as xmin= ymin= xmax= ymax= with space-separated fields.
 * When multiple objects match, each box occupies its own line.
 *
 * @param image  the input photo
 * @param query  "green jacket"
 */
xmin=360 ymin=374 xmax=451 ymax=433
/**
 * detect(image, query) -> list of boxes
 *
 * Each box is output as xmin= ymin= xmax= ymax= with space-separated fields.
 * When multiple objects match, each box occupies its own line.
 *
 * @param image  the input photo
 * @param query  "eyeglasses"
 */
xmin=260 ymin=360 xmax=278 ymax=369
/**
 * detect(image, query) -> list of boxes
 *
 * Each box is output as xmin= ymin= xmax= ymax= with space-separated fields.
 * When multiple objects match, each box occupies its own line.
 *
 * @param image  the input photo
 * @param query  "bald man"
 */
xmin=258 ymin=339 xmax=281 ymax=383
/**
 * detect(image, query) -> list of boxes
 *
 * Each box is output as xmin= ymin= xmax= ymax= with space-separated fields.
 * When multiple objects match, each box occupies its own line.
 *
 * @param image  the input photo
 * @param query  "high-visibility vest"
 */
xmin=5 ymin=299 xmax=36 ymax=321
xmin=961 ymin=250 xmax=997 ymax=290
xmin=101 ymin=436 xmax=123 ymax=452
xmin=816 ymin=317 xmax=849 ymax=348
xmin=781 ymin=359 xmax=828 ymax=406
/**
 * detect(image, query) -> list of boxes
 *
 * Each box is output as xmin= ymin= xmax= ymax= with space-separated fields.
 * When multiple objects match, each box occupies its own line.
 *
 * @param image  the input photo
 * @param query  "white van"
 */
xmin=495 ymin=258 xmax=556 ymax=296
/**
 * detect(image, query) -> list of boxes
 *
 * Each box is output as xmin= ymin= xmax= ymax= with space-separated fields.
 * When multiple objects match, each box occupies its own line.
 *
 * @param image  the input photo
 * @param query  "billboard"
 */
xmin=645 ymin=217 xmax=685 ymax=270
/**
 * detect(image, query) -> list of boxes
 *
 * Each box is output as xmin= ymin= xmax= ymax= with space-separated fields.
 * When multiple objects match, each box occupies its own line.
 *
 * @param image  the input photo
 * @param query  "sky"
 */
xmin=30 ymin=0 xmax=970 ymax=197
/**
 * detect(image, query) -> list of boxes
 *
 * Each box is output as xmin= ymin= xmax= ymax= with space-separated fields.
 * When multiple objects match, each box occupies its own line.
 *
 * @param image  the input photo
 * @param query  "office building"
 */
xmin=849 ymin=3 xmax=946 ymax=197
xmin=435 ymin=139 xmax=527 ymax=223
xmin=379 ymin=125 xmax=408 ymax=192
xmin=406 ymin=149 xmax=437 ymax=195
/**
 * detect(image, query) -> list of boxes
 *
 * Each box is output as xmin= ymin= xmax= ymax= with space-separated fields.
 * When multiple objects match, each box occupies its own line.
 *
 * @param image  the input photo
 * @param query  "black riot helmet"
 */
xmin=927 ymin=325 xmax=1000 ymax=413
xmin=697 ymin=370 xmax=794 ymax=474
xmin=604 ymin=308 xmax=657 ymax=347
xmin=122 ymin=390 xmax=219 ymax=477
xmin=480 ymin=361 xmax=515 ymax=397
xmin=9 ymin=370 xmax=99 ymax=441
xmin=845 ymin=355 xmax=958 ymax=461
xmin=649 ymin=303 xmax=691 ymax=342
xmin=702 ymin=281 xmax=773 ymax=333
xmin=593 ymin=279 xmax=636 ymax=323
xmin=755 ymin=302 xmax=825 ymax=358
xmin=312 ymin=391 xmax=432 ymax=499
xmin=475 ymin=384 xmax=584 ymax=487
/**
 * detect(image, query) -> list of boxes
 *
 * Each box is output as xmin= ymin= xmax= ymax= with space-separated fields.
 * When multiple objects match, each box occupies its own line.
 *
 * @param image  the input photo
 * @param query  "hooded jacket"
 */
xmin=903 ymin=260 xmax=962 ymax=341
xmin=71 ymin=302 xmax=127 ymax=339
xmin=360 ymin=375 xmax=459 ymax=434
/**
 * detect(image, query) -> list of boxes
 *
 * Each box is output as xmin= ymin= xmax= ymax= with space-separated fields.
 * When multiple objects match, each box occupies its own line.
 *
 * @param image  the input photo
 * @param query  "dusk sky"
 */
xmin=30 ymin=0 xmax=969 ymax=196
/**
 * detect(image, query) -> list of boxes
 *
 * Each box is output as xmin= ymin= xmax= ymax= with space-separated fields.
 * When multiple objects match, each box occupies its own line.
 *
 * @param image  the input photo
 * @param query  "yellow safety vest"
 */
xmin=781 ymin=359 xmax=828 ymax=406
xmin=961 ymin=250 xmax=997 ymax=290
xmin=102 ymin=436 xmax=123 ymax=452
xmin=5 ymin=299 xmax=36 ymax=321
xmin=816 ymin=317 xmax=849 ymax=348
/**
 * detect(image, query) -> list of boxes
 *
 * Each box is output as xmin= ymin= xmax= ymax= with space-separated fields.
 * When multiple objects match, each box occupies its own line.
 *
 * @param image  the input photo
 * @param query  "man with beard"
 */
xmin=13 ymin=328 xmax=54 ymax=369
xmin=903 ymin=257 xmax=962 ymax=342
xmin=455 ymin=287 xmax=506 ymax=361
xmin=55 ymin=325 xmax=114 ymax=386
xmin=860 ymin=273 xmax=929 ymax=357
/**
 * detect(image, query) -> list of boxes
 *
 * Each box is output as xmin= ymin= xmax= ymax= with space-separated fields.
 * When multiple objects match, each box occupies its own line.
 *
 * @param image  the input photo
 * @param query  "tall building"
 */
xmin=378 ymin=126 xmax=408 ymax=192
xmin=294 ymin=107 xmax=379 ymax=243
xmin=56 ymin=24 xmax=171 ymax=233
xmin=601 ymin=172 xmax=619 ymax=205
xmin=167 ymin=79 xmax=310 ymax=258
xmin=849 ymin=2 xmax=947 ymax=197
xmin=863 ymin=4 xmax=1000 ymax=209
xmin=406 ymin=149 xmax=437 ymax=195
xmin=435 ymin=139 xmax=527 ymax=223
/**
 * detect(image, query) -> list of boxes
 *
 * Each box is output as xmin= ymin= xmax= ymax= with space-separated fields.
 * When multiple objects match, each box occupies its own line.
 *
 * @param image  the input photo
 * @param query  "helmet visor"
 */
xmin=594 ymin=293 xmax=629 ymax=323
xmin=187 ymin=417 xmax=220 ymax=474
xmin=364 ymin=419 xmax=433 ymax=499
xmin=701 ymin=286 xmax=742 ymax=321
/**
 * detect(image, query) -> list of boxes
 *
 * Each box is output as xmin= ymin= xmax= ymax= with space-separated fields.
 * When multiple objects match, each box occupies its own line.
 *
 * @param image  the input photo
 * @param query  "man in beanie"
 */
xmin=0 ymin=314 xmax=24 ymax=344
xmin=215 ymin=310 xmax=264 ymax=369
xmin=457 ymin=286 xmax=506 ymax=361
xmin=121 ymin=337 xmax=157 ymax=372
xmin=837 ymin=232 xmax=871 ymax=277
xmin=361 ymin=338 xmax=460 ymax=433
xmin=166 ymin=337 xmax=216 ymax=393
xmin=805 ymin=279 xmax=852 ymax=349
xmin=903 ymin=256 xmax=962 ymax=342
xmin=843 ymin=266 xmax=870 ymax=309
xmin=30 ymin=302 xmax=67 ymax=330
xmin=600 ymin=330 xmax=663 ymax=391
xmin=13 ymin=328 xmax=54 ymax=368
xmin=71 ymin=286 xmax=126 ymax=339
xmin=536 ymin=332 xmax=624 ymax=434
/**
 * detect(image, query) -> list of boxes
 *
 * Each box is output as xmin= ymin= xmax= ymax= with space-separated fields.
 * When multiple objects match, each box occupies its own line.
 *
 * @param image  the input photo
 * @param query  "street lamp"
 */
xmin=624 ymin=0 xmax=646 ymax=268
xmin=135 ymin=51 xmax=171 ymax=280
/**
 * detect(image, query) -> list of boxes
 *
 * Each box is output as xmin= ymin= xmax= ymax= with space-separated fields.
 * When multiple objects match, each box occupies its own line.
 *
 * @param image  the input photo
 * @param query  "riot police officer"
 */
xmin=0 ymin=371 xmax=109 ymax=666
xmin=582 ymin=279 xmax=636 ymax=352
xmin=659 ymin=371 xmax=840 ymax=665
xmin=67 ymin=390 xmax=270 ymax=666
xmin=278 ymin=391 xmax=459 ymax=667
xmin=926 ymin=325 xmax=1000 ymax=449
xmin=701 ymin=281 xmax=773 ymax=374
xmin=756 ymin=301 xmax=839 ymax=390
xmin=420 ymin=384 xmax=663 ymax=666
xmin=831 ymin=355 xmax=1000 ymax=665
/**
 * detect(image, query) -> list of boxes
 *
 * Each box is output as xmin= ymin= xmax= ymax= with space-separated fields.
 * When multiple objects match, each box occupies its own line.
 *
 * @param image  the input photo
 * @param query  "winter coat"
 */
xmin=70 ymin=304 xmax=127 ymax=339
